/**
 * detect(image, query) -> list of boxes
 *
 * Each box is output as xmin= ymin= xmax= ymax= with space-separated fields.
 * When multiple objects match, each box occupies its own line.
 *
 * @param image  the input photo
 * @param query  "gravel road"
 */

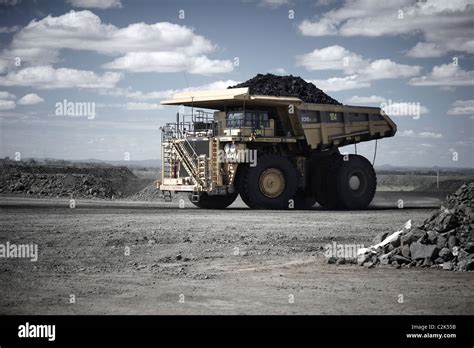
xmin=1 ymin=192 xmax=472 ymax=315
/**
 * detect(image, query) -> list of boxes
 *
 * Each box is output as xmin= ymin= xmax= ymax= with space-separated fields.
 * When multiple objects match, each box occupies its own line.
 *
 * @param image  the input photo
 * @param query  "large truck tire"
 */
xmin=334 ymin=154 xmax=376 ymax=209
xmin=312 ymin=155 xmax=342 ymax=210
xmin=189 ymin=192 xmax=238 ymax=209
xmin=234 ymin=164 xmax=260 ymax=209
xmin=240 ymin=153 xmax=298 ymax=210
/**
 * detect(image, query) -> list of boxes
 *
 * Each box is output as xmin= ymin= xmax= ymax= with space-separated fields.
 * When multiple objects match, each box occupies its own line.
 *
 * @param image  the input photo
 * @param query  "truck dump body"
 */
xmin=161 ymin=87 xmax=396 ymax=150
xmin=297 ymin=103 xmax=396 ymax=149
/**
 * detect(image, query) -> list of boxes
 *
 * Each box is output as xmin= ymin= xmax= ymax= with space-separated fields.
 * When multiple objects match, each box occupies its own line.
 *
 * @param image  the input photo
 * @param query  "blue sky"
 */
xmin=0 ymin=0 xmax=473 ymax=167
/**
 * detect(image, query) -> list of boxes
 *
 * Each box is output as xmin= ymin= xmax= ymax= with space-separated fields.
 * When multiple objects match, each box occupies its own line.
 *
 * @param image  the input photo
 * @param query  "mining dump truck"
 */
xmin=159 ymin=87 xmax=396 ymax=209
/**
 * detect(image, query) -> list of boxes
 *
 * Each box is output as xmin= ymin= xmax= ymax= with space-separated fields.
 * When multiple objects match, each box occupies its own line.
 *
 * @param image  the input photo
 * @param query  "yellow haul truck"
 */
xmin=159 ymin=87 xmax=396 ymax=210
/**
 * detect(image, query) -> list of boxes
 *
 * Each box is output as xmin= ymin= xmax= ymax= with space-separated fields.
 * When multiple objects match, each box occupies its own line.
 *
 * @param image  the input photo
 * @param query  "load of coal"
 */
xmin=351 ymin=183 xmax=473 ymax=271
xmin=228 ymin=74 xmax=341 ymax=105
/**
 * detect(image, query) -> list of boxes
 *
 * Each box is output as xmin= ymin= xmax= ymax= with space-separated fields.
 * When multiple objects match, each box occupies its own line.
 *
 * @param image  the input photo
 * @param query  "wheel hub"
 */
xmin=349 ymin=174 xmax=361 ymax=191
xmin=259 ymin=168 xmax=285 ymax=198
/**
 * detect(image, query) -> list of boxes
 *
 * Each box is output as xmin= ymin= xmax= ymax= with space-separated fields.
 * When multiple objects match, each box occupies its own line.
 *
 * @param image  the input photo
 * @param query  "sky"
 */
xmin=0 ymin=0 xmax=473 ymax=167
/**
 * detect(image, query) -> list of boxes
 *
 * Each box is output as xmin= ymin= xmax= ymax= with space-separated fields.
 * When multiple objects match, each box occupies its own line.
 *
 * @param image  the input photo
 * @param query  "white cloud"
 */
xmin=271 ymin=68 xmax=288 ymax=75
xmin=0 ymin=10 xmax=232 ymax=75
xmin=398 ymin=129 xmax=415 ymax=137
xmin=102 ymin=79 xmax=240 ymax=101
xmin=418 ymin=132 xmax=443 ymax=139
xmin=0 ymin=47 xmax=60 ymax=67
xmin=0 ymin=26 xmax=20 ymax=34
xmin=297 ymin=45 xmax=421 ymax=81
xmin=0 ymin=91 xmax=16 ymax=100
xmin=18 ymin=93 xmax=44 ymax=105
xmin=0 ymin=100 xmax=16 ymax=110
xmin=315 ymin=0 xmax=338 ymax=6
xmin=447 ymin=100 xmax=474 ymax=116
xmin=399 ymin=129 xmax=443 ymax=138
xmin=382 ymin=102 xmax=429 ymax=116
xmin=309 ymin=75 xmax=370 ymax=92
xmin=346 ymin=95 xmax=386 ymax=104
xmin=125 ymin=102 xmax=163 ymax=111
xmin=67 ymin=0 xmax=122 ymax=9
xmin=7 ymin=11 xmax=213 ymax=56
xmin=0 ymin=90 xmax=16 ymax=110
xmin=103 ymin=52 xmax=233 ymax=75
xmin=0 ymin=59 xmax=9 ymax=74
xmin=358 ymin=59 xmax=421 ymax=80
xmin=298 ymin=0 xmax=474 ymax=57
xmin=297 ymin=45 xmax=366 ymax=73
xmin=0 ymin=65 xmax=122 ymax=89
xmin=409 ymin=64 xmax=474 ymax=87
xmin=300 ymin=18 xmax=338 ymax=36
xmin=258 ymin=0 xmax=290 ymax=8
xmin=405 ymin=42 xmax=446 ymax=58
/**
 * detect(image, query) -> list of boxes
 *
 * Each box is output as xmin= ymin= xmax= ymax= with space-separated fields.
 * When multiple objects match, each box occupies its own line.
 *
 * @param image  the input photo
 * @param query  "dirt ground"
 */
xmin=0 ymin=192 xmax=473 ymax=315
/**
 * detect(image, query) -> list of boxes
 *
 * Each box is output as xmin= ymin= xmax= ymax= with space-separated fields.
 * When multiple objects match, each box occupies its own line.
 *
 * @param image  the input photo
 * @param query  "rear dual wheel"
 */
xmin=334 ymin=155 xmax=376 ymax=209
xmin=313 ymin=154 xmax=376 ymax=210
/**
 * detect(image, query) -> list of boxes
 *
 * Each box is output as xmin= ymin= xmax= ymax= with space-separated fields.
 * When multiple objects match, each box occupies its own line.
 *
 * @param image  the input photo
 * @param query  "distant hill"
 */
xmin=1 ymin=157 xmax=161 ymax=168
xmin=2 ymin=157 xmax=472 ymax=173
xmin=79 ymin=159 xmax=161 ymax=168
xmin=375 ymin=165 xmax=474 ymax=175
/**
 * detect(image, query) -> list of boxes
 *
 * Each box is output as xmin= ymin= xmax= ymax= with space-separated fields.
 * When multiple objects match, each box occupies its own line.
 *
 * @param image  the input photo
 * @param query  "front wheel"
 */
xmin=240 ymin=153 xmax=298 ymax=209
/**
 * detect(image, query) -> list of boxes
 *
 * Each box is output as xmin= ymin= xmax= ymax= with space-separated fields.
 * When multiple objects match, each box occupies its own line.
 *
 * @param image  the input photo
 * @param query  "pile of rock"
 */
xmin=1 ymin=171 xmax=121 ymax=199
xmin=356 ymin=183 xmax=473 ymax=271
xmin=128 ymin=181 xmax=163 ymax=201
xmin=228 ymin=74 xmax=341 ymax=105
xmin=0 ymin=162 xmax=140 ymax=199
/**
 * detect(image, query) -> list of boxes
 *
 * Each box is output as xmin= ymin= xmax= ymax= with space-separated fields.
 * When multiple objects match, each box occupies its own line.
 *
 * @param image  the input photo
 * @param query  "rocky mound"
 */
xmin=228 ymin=74 xmax=341 ymax=105
xmin=0 ymin=161 xmax=145 ymax=199
xmin=128 ymin=181 xmax=162 ymax=201
xmin=355 ymin=183 xmax=473 ymax=271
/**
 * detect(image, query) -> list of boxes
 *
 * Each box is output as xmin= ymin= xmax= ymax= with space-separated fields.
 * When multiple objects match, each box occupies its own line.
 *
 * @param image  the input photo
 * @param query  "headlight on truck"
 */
xmin=224 ymin=143 xmax=236 ymax=160
xmin=224 ymin=143 xmax=236 ymax=154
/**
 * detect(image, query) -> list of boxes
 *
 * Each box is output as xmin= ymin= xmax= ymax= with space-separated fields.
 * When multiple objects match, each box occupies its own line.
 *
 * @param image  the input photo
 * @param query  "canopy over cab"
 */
xmin=160 ymin=87 xmax=397 ymax=149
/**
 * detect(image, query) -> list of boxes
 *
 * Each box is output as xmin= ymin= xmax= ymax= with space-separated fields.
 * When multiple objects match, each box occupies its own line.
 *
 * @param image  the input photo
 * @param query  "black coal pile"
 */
xmin=228 ymin=74 xmax=341 ymax=105
xmin=354 ymin=183 xmax=473 ymax=271
xmin=0 ymin=161 xmax=139 ymax=199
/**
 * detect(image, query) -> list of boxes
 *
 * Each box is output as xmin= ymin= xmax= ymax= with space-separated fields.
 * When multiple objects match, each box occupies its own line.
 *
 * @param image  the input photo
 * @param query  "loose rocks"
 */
xmin=357 ymin=183 xmax=473 ymax=271
xmin=0 ymin=160 xmax=141 ymax=199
